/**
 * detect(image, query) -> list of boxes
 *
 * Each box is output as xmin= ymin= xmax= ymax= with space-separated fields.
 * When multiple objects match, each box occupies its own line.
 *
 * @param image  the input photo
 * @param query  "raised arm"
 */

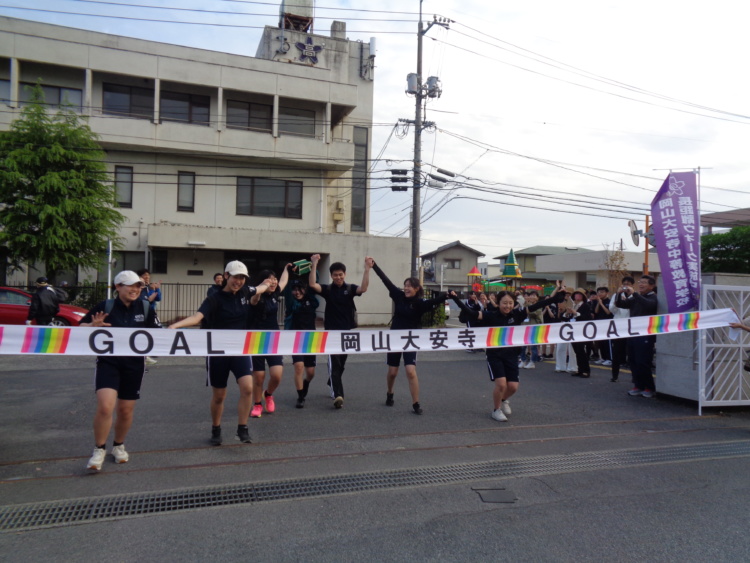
xmin=277 ymin=263 xmax=292 ymax=292
xmin=356 ymin=256 xmax=374 ymax=295
xmin=371 ymin=259 xmax=399 ymax=294
xmin=308 ymin=254 xmax=322 ymax=294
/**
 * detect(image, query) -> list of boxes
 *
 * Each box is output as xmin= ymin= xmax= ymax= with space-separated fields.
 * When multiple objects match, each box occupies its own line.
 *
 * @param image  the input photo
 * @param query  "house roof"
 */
xmin=422 ymin=240 xmax=485 ymax=258
xmin=493 ymin=246 xmax=589 ymax=260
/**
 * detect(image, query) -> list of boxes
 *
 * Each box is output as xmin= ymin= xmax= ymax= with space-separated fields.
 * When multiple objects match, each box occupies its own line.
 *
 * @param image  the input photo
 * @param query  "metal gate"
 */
xmin=699 ymin=284 xmax=750 ymax=414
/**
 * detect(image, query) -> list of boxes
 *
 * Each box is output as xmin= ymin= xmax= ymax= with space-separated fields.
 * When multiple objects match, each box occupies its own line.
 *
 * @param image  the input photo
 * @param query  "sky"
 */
xmin=2 ymin=0 xmax=749 ymax=262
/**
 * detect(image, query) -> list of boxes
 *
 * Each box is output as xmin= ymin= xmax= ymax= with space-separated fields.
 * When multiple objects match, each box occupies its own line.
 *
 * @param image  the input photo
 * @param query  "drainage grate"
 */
xmin=3 ymin=440 xmax=750 ymax=531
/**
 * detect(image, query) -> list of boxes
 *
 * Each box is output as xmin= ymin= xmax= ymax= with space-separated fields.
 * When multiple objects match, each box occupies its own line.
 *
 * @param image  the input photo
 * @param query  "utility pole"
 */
xmin=405 ymin=2 xmax=450 ymax=278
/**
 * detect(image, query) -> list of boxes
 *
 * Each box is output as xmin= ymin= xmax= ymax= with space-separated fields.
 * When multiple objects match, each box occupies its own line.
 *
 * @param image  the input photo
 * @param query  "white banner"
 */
xmin=0 ymin=309 xmax=735 ymax=357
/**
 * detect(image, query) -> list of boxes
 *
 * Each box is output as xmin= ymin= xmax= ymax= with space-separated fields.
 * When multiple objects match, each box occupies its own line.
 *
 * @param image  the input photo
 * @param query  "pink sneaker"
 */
xmin=250 ymin=403 xmax=263 ymax=418
xmin=264 ymin=394 xmax=275 ymax=413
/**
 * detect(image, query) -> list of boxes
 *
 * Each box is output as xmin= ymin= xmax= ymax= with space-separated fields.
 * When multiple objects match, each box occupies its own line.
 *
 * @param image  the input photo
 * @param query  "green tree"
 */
xmin=701 ymin=226 xmax=750 ymax=274
xmin=0 ymin=84 xmax=123 ymax=276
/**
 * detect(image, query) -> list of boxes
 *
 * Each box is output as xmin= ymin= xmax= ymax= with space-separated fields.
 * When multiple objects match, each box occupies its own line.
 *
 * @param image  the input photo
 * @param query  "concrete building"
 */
xmin=536 ymin=249 xmax=660 ymax=290
xmin=0 ymin=16 xmax=408 ymax=324
xmin=421 ymin=241 xmax=485 ymax=294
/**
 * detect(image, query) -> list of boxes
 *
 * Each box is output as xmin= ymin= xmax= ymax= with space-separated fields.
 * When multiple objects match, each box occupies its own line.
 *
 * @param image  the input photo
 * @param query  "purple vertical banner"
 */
xmin=650 ymin=171 xmax=700 ymax=313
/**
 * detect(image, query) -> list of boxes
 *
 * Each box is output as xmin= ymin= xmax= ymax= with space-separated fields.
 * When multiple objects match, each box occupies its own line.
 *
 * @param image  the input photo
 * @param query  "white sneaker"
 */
xmin=145 ymin=357 xmax=157 ymax=365
xmin=602 ymin=360 xmax=612 ymax=366
xmin=87 ymin=447 xmax=106 ymax=471
xmin=524 ymin=362 xmax=536 ymax=369
xmin=594 ymin=359 xmax=604 ymax=365
xmin=501 ymin=400 xmax=512 ymax=415
xmin=111 ymin=444 xmax=129 ymax=464
xmin=518 ymin=360 xmax=524 ymax=368
xmin=491 ymin=408 xmax=508 ymax=422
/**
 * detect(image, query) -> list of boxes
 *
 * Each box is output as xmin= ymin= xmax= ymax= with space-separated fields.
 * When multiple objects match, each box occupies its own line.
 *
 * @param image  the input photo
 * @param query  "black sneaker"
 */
xmin=412 ymin=402 xmax=423 ymax=415
xmin=385 ymin=393 xmax=394 ymax=406
xmin=210 ymin=426 xmax=222 ymax=446
xmin=236 ymin=426 xmax=252 ymax=443
xmin=296 ymin=396 xmax=305 ymax=409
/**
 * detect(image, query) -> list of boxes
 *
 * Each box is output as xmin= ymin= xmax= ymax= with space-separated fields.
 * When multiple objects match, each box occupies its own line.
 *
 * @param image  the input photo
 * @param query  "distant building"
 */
xmin=421 ymin=241 xmax=485 ymax=293
xmin=0 ymin=15 xmax=407 ymax=324
xmin=494 ymin=246 xmax=590 ymax=287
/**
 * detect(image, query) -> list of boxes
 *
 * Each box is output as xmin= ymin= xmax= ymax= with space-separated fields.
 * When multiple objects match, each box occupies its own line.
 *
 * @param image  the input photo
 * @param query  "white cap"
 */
xmin=225 ymin=260 xmax=249 ymax=277
xmin=114 ymin=271 xmax=145 ymax=286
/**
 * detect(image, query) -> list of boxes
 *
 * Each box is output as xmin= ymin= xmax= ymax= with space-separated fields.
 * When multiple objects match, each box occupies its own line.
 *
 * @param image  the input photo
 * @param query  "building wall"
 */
xmin=0 ymin=17 xmax=405 ymax=325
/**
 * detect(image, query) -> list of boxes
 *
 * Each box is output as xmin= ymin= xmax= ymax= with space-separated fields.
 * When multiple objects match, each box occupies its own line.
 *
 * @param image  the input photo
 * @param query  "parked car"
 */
xmin=0 ymin=287 xmax=88 ymax=326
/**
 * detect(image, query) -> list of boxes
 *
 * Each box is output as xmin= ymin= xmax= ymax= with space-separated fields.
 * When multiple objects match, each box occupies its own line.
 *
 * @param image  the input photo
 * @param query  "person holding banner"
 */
xmin=308 ymin=254 xmax=373 ymax=409
xmin=371 ymin=258 xmax=449 ymax=415
xmin=79 ymin=271 xmax=161 ymax=472
xmin=616 ymin=275 xmax=658 ymax=398
xmin=168 ymin=261 xmax=272 ymax=446
xmin=450 ymin=282 xmax=565 ymax=422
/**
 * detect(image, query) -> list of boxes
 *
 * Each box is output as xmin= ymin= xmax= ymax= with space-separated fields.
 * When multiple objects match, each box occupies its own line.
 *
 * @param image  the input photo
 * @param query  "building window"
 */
xmin=19 ymin=82 xmax=82 ymax=111
xmin=103 ymin=83 xmax=154 ymax=119
xmin=236 ymin=177 xmax=302 ymax=219
xmin=115 ymin=166 xmax=133 ymax=208
xmin=161 ymin=91 xmax=210 ymax=126
xmin=445 ymin=259 xmax=461 ymax=269
xmin=177 ymin=172 xmax=195 ymax=212
xmin=279 ymin=106 xmax=315 ymax=137
xmin=151 ymin=249 xmax=168 ymax=274
xmin=0 ymin=79 xmax=9 ymax=103
xmin=351 ymin=126 xmax=368 ymax=232
xmin=226 ymin=100 xmax=272 ymax=131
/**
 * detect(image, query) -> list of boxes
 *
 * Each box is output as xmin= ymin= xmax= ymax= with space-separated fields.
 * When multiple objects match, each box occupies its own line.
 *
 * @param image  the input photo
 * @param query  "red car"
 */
xmin=0 ymin=286 xmax=89 ymax=326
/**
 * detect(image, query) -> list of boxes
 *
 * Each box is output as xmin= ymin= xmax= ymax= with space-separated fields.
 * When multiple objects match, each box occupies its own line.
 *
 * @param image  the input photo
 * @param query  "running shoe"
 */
xmin=491 ymin=408 xmax=508 ymax=422
xmin=264 ymin=393 xmax=276 ymax=413
xmin=251 ymin=403 xmax=263 ymax=418
xmin=211 ymin=426 xmax=222 ymax=446
xmin=236 ymin=426 xmax=252 ymax=443
xmin=602 ymin=360 xmax=612 ymax=366
xmin=87 ymin=447 xmax=106 ymax=471
xmin=333 ymin=396 xmax=344 ymax=409
xmin=501 ymin=400 xmax=512 ymax=415
xmin=385 ymin=393 xmax=394 ymax=406
xmin=524 ymin=362 xmax=535 ymax=369
xmin=296 ymin=396 xmax=305 ymax=409
xmin=111 ymin=444 xmax=129 ymax=464
xmin=628 ymin=388 xmax=644 ymax=396
xmin=641 ymin=390 xmax=655 ymax=398
xmin=412 ymin=402 xmax=423 ymax=415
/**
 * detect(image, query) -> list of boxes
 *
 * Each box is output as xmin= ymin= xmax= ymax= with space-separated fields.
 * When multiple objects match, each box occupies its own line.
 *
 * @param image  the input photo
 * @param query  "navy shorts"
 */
xmin=252 ymin=355 xmax=284 ymax=372
xmin=386 ymin=351 xmax=417 ymax=367
xmin=292 ymin=355 xmax=317 ymax=368
xmin=206 ymin=356 xmax=252 ymax=388
xmin=95 ymin=357 xmax=145 ymax=400
xmin=486 ymin=355 xmax=520 ymax=383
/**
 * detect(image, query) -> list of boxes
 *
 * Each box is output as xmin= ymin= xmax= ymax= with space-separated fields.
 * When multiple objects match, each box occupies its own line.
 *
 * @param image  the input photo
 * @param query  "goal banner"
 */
xmin=0 ymin=308 xmax=735 ymax=357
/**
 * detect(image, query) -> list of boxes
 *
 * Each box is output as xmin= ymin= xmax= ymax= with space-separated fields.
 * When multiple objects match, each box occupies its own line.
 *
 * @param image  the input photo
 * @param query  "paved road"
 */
xmin=2 ymin=347 xmax=750 ymax=562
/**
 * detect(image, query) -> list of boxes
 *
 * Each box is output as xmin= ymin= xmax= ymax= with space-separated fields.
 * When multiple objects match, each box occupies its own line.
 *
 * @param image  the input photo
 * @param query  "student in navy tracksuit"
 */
xmin=451 ymin=282 xmax=565 ymax=422
xmin=371 ymin=259 xmax=448 ymax=415
xmin=286 ymin=280 xmax=320 ymax=409
xmin=308 ymin=253 xmax=373 ymax=409
xmin=169 ymin=261 xmax=271 ymax=446
xmin=80 ymin=270 xmax=161 ymax=472
xmin=249 ymin=265 xmax=291 ymax=418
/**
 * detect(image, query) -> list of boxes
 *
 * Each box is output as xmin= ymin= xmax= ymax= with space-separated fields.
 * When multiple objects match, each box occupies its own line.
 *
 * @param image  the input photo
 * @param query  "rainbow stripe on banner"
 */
xmin=486 ymin=327 xmax=514 ymax=348
xmin=243 ymin=331 xmax=280 ymax=355
xmin=678 ymin=312 xmax=700 ymax=331
xmin=647 ymin=316 xmax=669 ymax=334
xmin=292 ymin=331 xmax=328 ymax=354
xmin=21 ymin=327 xmax=71 ymax=354
xmin=524 ymin=325 xmax=550 ymax=345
